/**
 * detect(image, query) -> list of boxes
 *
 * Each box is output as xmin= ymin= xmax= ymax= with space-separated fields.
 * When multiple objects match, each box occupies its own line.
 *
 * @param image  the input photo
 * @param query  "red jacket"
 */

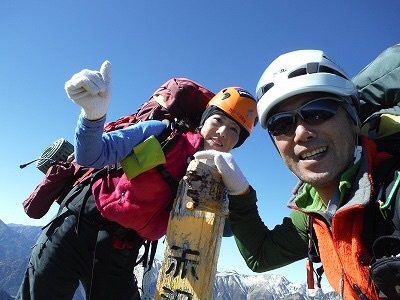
xmin=92 ymin=131 xmax=203 ymax=240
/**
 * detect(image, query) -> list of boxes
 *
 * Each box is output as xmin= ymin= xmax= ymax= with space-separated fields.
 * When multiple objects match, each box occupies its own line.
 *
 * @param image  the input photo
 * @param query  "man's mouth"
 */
xmin=300 ymin=147 xmax=327 ymax=160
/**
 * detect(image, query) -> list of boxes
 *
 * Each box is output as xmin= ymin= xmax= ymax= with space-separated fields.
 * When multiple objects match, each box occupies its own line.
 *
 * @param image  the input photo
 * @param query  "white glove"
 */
xmin=194 ymin=150 xmax=249 ymax=195
xmin=65 ymin=61 xmax=112 ymax=120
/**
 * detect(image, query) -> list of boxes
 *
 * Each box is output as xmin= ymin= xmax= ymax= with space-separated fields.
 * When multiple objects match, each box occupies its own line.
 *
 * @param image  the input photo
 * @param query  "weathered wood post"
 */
xmin=154 ymin=158 xmax=227 ymax=300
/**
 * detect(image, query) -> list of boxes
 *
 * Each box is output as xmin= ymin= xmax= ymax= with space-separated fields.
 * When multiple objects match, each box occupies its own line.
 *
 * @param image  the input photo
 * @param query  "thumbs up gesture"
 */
xmin=65 ymin=61 xmax=112 ymax=120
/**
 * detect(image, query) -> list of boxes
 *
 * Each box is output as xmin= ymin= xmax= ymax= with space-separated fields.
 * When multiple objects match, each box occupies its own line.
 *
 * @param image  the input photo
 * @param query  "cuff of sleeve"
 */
xmin=238 ymin=185 xmax=250 ymax=195
xmin=228 ymin=185 xmax=257 ymax=208
xmin=79 ymin=113 xmax=106 ymax=129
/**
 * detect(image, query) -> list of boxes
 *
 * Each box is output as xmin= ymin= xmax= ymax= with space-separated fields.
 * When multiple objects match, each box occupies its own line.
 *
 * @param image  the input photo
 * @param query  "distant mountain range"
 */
xmin=0 ymin=219 xmax=338 ymax=299
xmin=0 ymin=220 xmax=84 ymax=300
xmin=134 ymin=259 xmax=338 ymax=300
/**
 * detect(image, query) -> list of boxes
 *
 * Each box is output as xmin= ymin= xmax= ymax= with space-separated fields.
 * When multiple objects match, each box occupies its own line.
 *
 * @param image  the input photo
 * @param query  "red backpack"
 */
xmin=21 ymin=78 xmax=214 ymax=220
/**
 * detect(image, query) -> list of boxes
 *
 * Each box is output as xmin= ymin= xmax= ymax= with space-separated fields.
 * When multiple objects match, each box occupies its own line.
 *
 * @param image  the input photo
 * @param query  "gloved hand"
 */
xmin=193 ymin=150 xmax=249 ymax=195
xmin=65 ymin=61 xmax=112 ymax=120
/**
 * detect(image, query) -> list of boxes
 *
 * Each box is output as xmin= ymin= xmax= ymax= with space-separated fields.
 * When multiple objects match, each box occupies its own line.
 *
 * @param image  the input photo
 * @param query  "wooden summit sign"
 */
xmin=154 ymin=158 xmax=227 ymax=300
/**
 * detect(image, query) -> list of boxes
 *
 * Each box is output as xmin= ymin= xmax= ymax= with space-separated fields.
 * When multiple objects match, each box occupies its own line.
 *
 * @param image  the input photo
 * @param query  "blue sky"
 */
xmin=1 ymin=0 xmax=399 ymax=286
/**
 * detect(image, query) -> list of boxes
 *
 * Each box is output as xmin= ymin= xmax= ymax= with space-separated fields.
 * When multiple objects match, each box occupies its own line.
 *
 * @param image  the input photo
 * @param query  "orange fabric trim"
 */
xmin=313 ymin=211 xmax=380 ymax=299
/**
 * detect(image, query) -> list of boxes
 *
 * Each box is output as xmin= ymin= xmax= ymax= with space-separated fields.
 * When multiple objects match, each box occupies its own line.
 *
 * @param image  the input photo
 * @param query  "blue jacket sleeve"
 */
xmin=74 ymin=114 xmax=167 ymax=168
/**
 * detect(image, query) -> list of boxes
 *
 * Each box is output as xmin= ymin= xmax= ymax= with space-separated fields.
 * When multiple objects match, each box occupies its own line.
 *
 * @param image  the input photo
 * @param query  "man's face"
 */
xmin=270 ymin=93 xmax=359 ymax=192
xmin=200 ymin=113 xmax=240 ymax=152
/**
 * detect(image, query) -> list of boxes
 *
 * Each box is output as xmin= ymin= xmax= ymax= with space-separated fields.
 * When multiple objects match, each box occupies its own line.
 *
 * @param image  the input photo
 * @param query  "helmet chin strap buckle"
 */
xmin=354 ymin=145 xmax=362 ymax=164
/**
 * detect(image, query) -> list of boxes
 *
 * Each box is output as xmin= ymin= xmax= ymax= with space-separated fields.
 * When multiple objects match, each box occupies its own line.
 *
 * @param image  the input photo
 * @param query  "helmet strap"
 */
xmin=354 ymin=133 xmax=363 ymax=164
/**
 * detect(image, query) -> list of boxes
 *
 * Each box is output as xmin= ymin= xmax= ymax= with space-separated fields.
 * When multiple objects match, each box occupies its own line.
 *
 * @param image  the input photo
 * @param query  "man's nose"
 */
xmin=293 ymin=118 xmax=316 ymax=142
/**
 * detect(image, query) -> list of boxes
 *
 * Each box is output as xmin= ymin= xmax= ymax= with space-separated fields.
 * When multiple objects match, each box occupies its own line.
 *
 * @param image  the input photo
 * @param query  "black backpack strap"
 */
xmin=41 ymin=172 xmax=94 ymax=231
xmin=380 ymin=173 xmax=400 ymax=228
xmin=306 ymin=216 xmax=324 ymax=289
xmin=74 ymin=168 xmax=110 ymax=234
xmin=307 ymin=216 xmax=321 ymax=263
xmin=373 ymin=155 xmax=400 ymax=227
xmin=361 ymin=155 xmax=400 ymax=257
xmin=364 ymin=155 xmax=400 ymax=299
xmin=156 ymin=165 xmax=178 ymax=196
xmin=155 ymin=126 xmax=181 ymax=206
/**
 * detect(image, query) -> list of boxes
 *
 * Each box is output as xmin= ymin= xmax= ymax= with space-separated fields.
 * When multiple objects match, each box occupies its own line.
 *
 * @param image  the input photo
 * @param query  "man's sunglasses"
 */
xmin=267 ymin=97 xmax=344 ymax=136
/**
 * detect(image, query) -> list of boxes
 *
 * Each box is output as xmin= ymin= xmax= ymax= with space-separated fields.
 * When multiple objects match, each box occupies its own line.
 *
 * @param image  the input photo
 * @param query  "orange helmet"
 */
xmin=204 ymin=87 xmax=258 ymax=147
xmin=208 ymin=87 xmax=258 ymax=135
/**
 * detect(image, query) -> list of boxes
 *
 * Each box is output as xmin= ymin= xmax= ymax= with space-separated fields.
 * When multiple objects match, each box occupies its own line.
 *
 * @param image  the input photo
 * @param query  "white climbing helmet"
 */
xmin=256 ymin=50 xmax=360 ymax=129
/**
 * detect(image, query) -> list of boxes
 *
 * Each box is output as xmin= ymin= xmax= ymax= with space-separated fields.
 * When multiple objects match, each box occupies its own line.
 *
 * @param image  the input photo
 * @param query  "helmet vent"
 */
xmin=288 ymin=67 xmax=307 ymax=78
xmin=221 ymin=92 xmax=230 ymax=100
xmin=288 ymin=65 xmax=348 ymax=80
xmin=256 ymin=82 xmax=274 ymax=101
xmin=319 ymin=65 xmax=348 ymax=79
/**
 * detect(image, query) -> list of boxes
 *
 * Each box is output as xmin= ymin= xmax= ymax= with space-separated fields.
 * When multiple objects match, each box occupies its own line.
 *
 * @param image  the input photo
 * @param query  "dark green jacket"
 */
xmin=228 ymin=138 xmax=392 ymax=273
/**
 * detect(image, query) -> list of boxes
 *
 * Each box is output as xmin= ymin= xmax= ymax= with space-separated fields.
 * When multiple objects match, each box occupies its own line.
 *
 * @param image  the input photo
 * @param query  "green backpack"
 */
xmin=353 ymin=43 xmax=400 ymax=155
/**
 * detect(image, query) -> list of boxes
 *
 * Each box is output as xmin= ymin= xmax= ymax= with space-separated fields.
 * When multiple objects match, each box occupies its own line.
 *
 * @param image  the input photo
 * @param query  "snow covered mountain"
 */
xmin=134 ymin=256 xmax=339 ymax=300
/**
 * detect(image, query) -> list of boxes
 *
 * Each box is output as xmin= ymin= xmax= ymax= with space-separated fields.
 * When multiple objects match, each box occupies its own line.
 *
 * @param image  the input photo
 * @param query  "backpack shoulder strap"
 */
xmin=152 ymin=125 xmax=183 ymax=197
xmin=373 ymin=155 xmax=400 ymax=224
xmin=306 ymin=215 xmax=325 ymax=289
xmin=368 ymin=155 xmax=400 ymax=298
xmin=362 ymin=155 xmax=400 ymax=254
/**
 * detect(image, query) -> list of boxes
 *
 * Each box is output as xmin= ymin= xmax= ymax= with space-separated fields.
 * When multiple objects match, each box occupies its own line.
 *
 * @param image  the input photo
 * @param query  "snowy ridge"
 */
xmin=134 ymin=258 xmax=339 ymax=300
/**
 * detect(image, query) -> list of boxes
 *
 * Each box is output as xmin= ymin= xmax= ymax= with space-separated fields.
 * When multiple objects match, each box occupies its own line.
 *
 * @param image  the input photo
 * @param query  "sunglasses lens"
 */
xmin=267 ymin=114 xmax=295 ymax=136
xmin=267 ymin=99 xmax=340 ymax=136
xmin=301 ymin=100 xmax=339 ymax=124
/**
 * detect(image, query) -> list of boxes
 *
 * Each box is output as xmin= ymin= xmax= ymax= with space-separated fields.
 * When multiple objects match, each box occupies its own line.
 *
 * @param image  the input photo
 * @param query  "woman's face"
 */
xmin=200 ymin=114 xmax=240 ymax=152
